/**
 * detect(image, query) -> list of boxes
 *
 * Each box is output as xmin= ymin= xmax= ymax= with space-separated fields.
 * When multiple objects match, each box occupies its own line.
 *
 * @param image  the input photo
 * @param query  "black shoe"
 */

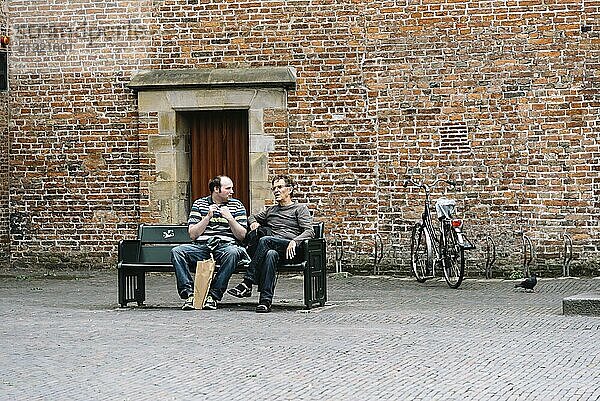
xmin=255 ymin=301 xmax=271 ymax=313
xmin=202 ymin=295 xmax=217 ymax=310
xmin=227 ymin=282 xmax=252 ymax=298
xmin=182 ymin=295 xmax=195 ymax=310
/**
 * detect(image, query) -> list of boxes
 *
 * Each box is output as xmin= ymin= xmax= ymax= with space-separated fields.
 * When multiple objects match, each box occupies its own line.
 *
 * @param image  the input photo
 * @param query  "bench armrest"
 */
xmin=279 ymin=237 xmax=325 ymax=267
xmin=118 ymin=239 xmax=141 ymax=263
xmin=302 ymin=237 xmax=325 ymax=256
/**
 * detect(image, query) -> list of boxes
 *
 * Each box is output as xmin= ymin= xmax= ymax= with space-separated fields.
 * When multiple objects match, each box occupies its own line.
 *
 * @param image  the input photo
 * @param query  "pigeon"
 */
xmin=515 ymin=273 xmax=537 ymax=291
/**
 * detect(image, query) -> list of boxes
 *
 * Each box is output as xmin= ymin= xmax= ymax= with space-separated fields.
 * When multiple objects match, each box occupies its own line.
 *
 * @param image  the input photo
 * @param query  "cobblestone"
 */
xmin=1 ymin=271 xmax=600 ymax=400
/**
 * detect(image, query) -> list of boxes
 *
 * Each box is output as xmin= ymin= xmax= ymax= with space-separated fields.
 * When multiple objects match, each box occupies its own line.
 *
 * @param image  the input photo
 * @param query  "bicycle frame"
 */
xmin=405 ymin=178 xmax=468 ymax=288
xmin=408 ymin=179 xmax=449 ymax=273
xmin=421 ymin=189 xmax=441 ymax=273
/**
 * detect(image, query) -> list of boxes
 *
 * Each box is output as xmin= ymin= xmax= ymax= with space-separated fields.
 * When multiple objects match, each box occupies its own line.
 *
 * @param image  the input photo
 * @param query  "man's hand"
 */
xmin=219 ymin=205 xmax=234 ymax=222
xmin=250 ymin=222 xmax=260 ymax=231
xmin=208 ymin=204 xmax=219 ymax=216
xmin=286 ymin=240 xmax=297 ymax=260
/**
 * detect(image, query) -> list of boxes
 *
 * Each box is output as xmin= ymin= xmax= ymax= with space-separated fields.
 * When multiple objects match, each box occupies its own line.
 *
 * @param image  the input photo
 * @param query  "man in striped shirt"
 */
xmin=171 ymin=175 xmax=248 ymax=310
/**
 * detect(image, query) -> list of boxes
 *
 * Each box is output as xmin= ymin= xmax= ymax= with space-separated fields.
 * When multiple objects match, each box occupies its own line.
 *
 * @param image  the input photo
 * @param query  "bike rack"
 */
xmin=521 ymin=234 xmax=535 ymax=277
xmin=373 ymin=233 xmax=384 ymax=275
xmin=563 ymin=232 xmax=573 ymax=277
xmin=390 ymin=243 xmax=403 ymax=269
xmin=334 ymin=234 xmax=345 ymax=274
xmin=484 ymin=235 xmax=496 ymax=279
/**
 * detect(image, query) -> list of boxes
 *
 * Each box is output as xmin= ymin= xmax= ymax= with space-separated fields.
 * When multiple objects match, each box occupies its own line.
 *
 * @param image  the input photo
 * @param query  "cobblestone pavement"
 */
xmin=1 ymin=269 xmax=600 ymax=401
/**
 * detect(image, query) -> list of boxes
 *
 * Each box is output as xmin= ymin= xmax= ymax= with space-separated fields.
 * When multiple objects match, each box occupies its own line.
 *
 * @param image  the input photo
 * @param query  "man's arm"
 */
xmin=248 ymin=208 xmax=269 ymax=231
xmin=187 ymin=198 xmax=214 ymax=241
xmin=219 ymin=205 xmax=247 ymax=242
xmin=286 ymin=204 xmax=314 ymax=259
xmin=293 ymin=204 xmax=315 ymax=242
xmin=188 ymin=207 xmax=214 ymax=240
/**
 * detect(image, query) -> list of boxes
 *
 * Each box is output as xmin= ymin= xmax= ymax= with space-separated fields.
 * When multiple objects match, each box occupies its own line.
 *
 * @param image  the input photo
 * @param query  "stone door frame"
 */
xmin=128 ymin=67 xmax=296 ymax=223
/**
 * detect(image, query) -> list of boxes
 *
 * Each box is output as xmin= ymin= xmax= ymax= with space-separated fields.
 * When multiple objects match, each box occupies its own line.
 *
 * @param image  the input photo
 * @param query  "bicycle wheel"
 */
xmin=442 ymin=223 xmax=465 ymax=289
xmin=411 ymin=222 xmax=433 ymax=283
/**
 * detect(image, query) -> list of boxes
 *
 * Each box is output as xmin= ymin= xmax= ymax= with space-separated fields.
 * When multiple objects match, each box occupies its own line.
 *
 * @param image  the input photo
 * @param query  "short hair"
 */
xmin=272 ymin=175 xmax=295 ymax=195
xmin=209 ymin=176 xmax=224 ymax=193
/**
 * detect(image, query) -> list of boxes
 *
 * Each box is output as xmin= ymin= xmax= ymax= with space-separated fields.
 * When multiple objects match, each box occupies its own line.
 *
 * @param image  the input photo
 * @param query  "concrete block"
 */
xmin=249 ymin=89 xmax=286 ymax=109
xmin=154 ymin=152 xmax=176 ymax=181
xmin=562 ymin=292 xmax=600 ymax=316
xmin=138 ymin=91 xmax=170 ymax=112
xmin=250 ymin=152 xmax=269 ymax=182
xmin=158 ymin=112 xmax=176 ymax=134
xmin=147 ymin=135 xmax=173 ymax=150
xmin=150 ymin=181 xmax=177 ymax=198
xmin=222 ymin=89 xmax=257 ymax=107
xmin=249 ymin=109 xmax=264 ymax=136
xmin=250 ymin=135 xmax=274 ymax=153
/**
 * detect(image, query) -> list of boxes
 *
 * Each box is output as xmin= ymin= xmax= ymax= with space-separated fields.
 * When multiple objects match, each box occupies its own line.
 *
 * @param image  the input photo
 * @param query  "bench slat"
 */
xmin=139 ymin=245 xmax=179 ymax=264
xmin=138 ymin=224 xmax=191 ymax=243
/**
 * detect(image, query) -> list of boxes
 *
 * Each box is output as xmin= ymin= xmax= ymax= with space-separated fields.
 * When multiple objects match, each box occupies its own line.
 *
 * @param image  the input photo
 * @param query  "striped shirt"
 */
xmin=188 ymin=196 xmax=248 ymax=243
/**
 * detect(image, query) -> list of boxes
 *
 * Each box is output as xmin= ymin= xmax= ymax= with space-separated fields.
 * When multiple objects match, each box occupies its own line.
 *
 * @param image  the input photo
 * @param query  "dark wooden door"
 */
xmin=190 ymin=110 xmax=249 ymax=211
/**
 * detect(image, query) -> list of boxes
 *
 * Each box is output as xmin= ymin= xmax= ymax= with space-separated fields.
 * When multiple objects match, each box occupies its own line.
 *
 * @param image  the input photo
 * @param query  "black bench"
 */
xmin=117 ymin=222 xmax=327 ymax=309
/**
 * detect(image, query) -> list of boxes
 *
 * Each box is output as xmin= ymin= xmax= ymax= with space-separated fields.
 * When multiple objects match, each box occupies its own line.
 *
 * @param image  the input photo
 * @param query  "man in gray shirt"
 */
xmin=228 ymin=175 xmax=314 ymax=313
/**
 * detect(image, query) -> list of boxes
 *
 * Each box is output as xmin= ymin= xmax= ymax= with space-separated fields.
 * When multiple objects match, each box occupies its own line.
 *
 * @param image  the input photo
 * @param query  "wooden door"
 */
xmin=190 ymin=110 xmax=249 ymax=211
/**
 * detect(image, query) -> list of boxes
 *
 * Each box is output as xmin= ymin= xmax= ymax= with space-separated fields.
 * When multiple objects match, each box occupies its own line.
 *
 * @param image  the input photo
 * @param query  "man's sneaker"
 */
xmin=255 ymin=301 xmax=272 ymax=313
xmin=182 ymin=295 xmax=195 ymax=310
xmin=227 ymin=282 xmax=252 ymax=298
xmin=203 ymin=295 xmax=217 ymax=310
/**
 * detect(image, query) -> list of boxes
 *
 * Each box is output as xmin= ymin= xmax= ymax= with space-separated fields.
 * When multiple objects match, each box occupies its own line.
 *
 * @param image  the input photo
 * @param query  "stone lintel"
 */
xmin=128 ymin=67 xmax=297 ymax=91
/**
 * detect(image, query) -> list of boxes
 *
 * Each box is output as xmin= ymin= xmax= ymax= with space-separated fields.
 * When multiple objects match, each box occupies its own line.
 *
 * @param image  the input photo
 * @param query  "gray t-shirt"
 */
xmin=248 ymin=202 xmax=314 ymax=242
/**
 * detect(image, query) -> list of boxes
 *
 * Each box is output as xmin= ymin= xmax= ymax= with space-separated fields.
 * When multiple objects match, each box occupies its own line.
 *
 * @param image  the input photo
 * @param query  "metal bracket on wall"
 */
xmin=373 ymin=234 xmax=384 ymax=275
xmin=521 ymin=234 xmax=535 ymax=277
xmin=563 ymin=232 xmax=573 ymax=277
xmin=484 ymin=235 xmax=496 ymax=279
xmin=390 ymin=243 xmax=403 ymax=271
xmin=334 ymin=234 xmax=345 ymax=274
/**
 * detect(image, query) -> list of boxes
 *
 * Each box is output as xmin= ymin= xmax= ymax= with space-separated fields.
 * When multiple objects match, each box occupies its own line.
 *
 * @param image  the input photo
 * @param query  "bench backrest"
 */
xmin=137 ymin=224 xmax=191 ymax=264
xmin=138 ymin=224 xmax=191 ymax=243
xmin=133 ymin=222 xmax=323 ymax=264
xmin=138 ymin=223 xmax=323 ymax=242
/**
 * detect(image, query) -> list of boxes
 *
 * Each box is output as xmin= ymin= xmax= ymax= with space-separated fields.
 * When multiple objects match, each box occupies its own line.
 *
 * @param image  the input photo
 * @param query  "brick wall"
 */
xmin=0 ymin=0 xmax=8 ymax=268
xmin=7 ymin=1 xmax=154 ymax=269
xmin=5 ymin=0 xmax=600 ymax=276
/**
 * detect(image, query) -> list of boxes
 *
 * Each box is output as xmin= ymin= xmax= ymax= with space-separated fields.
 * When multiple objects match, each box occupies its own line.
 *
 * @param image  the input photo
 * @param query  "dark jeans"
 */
xmin=171 ymin=242 xmax=247 ymax=301
xmin=244 ymin=236 xmax=300 ymax=304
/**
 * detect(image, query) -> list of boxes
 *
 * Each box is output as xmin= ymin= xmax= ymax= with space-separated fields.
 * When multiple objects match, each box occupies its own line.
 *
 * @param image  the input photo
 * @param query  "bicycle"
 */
xmin=403 ymin=178 xmax=474 ymax=289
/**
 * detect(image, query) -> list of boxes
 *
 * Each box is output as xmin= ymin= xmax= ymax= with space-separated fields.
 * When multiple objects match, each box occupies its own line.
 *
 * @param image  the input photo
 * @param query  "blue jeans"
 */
xmin=244 ymin=236 xmax=299 ymax=304
xmin=171 ymin=242 xmax=247 ymax=301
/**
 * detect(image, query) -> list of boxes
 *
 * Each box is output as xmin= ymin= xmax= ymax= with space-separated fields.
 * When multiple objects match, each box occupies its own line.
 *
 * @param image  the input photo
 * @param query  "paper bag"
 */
xmin=193 ymin=258 xmax=215 ymax=309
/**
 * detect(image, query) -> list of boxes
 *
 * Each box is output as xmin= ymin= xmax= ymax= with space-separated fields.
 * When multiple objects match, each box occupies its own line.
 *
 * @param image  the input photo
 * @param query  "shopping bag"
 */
xmin=193 ymin=258 xmax=215 ymax=309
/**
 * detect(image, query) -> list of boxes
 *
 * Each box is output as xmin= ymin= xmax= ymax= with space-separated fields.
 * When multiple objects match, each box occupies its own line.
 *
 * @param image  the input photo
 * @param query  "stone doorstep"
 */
xmin=562 ymin=292 xmax=600 ymax=316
